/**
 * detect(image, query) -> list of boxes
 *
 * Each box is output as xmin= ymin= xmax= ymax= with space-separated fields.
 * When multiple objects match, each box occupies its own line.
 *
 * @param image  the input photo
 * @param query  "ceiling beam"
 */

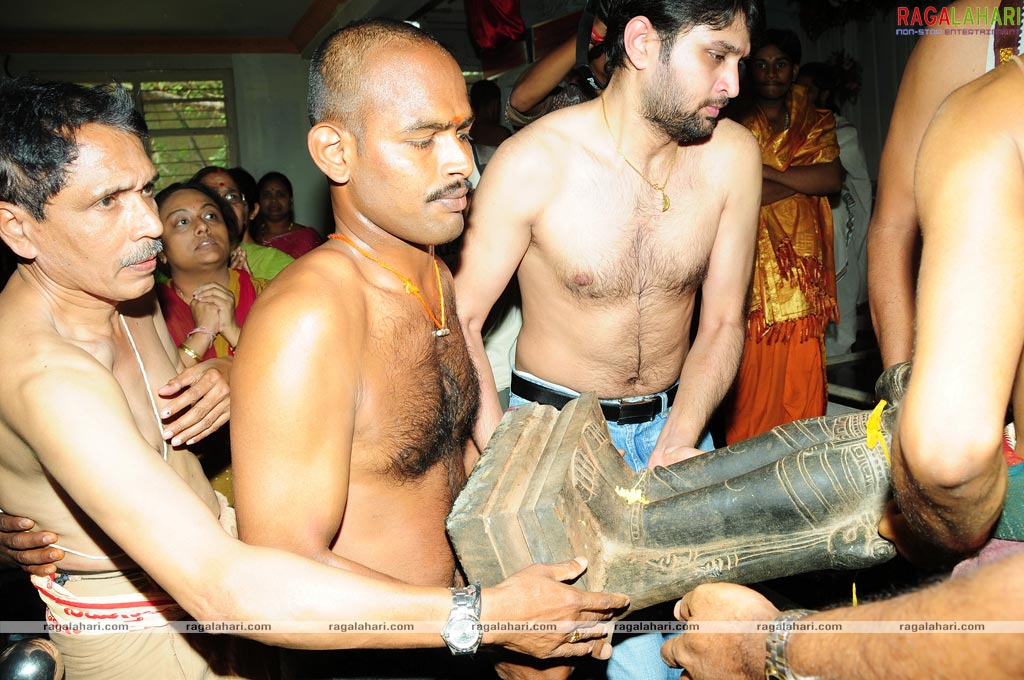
xmin=0 ymin=33 xmax=299 ymax=54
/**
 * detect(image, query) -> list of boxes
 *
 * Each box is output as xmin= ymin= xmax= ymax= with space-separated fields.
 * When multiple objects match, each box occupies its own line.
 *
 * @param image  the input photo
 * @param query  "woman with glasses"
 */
xmin=192 ymin=165 xmax=294 ymax=279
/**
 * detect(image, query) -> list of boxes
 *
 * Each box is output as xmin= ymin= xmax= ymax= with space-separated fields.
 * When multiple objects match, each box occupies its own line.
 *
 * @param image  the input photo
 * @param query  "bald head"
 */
xmin=308 ymin=19 xmax=448 ymax=136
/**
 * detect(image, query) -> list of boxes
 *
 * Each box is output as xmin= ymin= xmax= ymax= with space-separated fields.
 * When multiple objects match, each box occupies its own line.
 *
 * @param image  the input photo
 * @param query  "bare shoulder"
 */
xmin=245 ymin=241 xmax=368 ymax=348
xmin=710 ymin=118 xmax=760 ymax=159
xmin=483 ymin=103 xmax=592 ymax=181
xmin=893 ymin=0 xmax=994 ymax=127
xmin=926 ymin=61 xmax=1024 ymax=155
xmin=917 ymin=61 xmax=1024 ymax=228
xmin=0 ymin=301 xmax=111 ymax=434
xmin=700 ymin=119 xmax=761 ymax=180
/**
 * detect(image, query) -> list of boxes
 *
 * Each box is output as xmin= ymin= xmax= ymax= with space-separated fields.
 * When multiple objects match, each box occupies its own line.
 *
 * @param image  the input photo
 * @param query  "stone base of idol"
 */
xmin=448 ymin=393 xmax=895 ymax=614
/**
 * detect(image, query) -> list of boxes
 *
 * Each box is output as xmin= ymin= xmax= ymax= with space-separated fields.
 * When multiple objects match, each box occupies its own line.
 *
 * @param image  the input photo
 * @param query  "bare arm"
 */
xmin=456 ymin=134 xmax=553 ymax=451
xmin=508 ymin=34 xmax=578 ymax=116
xmin=760 ymin=178 xmax=795 ymax=205
xmin=762 ymin=159 xmax=843 ymax=197
xmin=650 ymin=127 xmax=761 ymax=465
xmin=889 ymin=65 xmax=1024 ymax=554
xmin=230 ymin=269 xmax=388 ymax=576
xmin=147 ymin=303 xmax=231 ymax=446
xmin=664 ymin=552 xmax=1024 ymax=679
xmin=6 ymin=329 xmax=626 ymax=652
xmin=867 ymin=5 xmax=993 ymax=367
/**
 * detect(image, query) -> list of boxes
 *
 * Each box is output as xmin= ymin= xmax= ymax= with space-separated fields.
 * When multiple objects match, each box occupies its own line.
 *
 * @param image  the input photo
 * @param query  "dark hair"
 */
xmin=469 ymin=79 xmax=501 ymax=112
xmin=155 ymin=181 xmax=240 ymax=249
xmin=800 ymin=52 xmax=862 ymax=113
xmin=469 ymin=79 xmax=503 ymax=122
xmin=228 ymin=166 xmax=259 ymax=209
xmin=797 ymin=62 xmax=837 ymax=112
xmin=307 ymin=18 xmax=445 ymax=131
xmin=603 ymin=0 xmax=763 ymax=75
xmin=0 ymin=78 xmax=147 ymax=221
xmin=191 ymin=165 xmax=230 ymax=185
xmin=757 ymin=28 xmax=802 ymax=64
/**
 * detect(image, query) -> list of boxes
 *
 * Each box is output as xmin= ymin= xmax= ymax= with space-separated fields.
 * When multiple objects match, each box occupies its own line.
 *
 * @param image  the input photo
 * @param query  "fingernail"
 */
xmin=161 ymin=409 xmax=172 ymax=418
xmin=48 ymin=550 xmax=60 ymax=560
xmin=162 ymin=429 xmax=173 ymax=439
xmin=171 ymin=436 xmax=182 ymax=446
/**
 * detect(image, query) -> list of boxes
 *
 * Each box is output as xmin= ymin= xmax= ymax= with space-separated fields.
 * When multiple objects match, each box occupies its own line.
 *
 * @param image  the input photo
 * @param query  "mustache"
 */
xmin=702 ymin=97 xmax=730 ymax=109
xmin=426 ymin=179 xmax=471 ymax=203
xmin=120 ymin=239 xmax=163 ymax=267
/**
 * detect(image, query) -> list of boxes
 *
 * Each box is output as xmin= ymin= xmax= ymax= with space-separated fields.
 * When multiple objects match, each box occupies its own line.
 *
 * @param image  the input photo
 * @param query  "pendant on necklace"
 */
xmin=661 ymin=193 xmax=670 ymax=212
xmin=433 ymin=328 xmax=451 ymax=338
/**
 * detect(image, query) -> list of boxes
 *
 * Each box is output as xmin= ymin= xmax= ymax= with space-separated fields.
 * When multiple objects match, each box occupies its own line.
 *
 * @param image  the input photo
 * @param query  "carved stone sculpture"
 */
xmin=448 ymin=394 xmax=896 ymax=613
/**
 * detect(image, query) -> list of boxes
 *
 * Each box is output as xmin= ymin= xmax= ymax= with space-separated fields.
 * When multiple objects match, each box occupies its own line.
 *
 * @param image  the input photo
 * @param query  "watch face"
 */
xmin=443 ymin=615 xmax=481 ymax=652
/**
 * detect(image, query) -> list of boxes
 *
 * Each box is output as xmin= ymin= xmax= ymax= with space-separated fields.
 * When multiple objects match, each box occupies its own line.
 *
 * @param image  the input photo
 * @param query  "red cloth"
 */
xmin=261 ymin=227 xmax=324 ymax=259
xmin=157 ymin=268 xmax=261 ymax=361
xmin=466 ymin=0 xmax=525 ymax=50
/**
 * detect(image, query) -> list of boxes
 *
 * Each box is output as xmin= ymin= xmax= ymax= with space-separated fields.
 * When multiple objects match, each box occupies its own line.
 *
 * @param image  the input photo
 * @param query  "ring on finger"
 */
xmin=566 ymin=630 xmax=582 ymax=644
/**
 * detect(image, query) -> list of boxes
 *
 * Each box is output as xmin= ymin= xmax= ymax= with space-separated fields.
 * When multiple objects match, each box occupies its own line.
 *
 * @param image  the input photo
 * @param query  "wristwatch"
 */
xmin=441 ymin=584 xmax=482 ymax=655
xmin=764 ymin=609 xmax=821 ymax=680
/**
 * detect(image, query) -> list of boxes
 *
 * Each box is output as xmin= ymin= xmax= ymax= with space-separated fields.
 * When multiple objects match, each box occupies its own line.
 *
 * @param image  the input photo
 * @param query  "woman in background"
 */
xmin=255 ymin=171 xmax=324 ymax=258
xmin=192 ymin=165 xmax=294 ymax=280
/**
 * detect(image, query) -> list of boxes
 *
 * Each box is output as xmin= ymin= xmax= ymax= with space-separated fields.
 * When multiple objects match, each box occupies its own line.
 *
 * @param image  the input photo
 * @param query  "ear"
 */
xmin=0 ymin=203 xmax=39 ymax=260
xmin=307 ymin=122 xmax=356 ymax=185
xmin=623 ymin=16 xmax=659 ymax=71
xmin=247 ymin=202 xmax=260 ymax=223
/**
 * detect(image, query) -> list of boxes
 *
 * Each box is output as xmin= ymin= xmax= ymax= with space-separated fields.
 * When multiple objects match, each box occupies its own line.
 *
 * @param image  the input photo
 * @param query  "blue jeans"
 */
xmin=508 ymin=371 xmax=714 ymax=472
xmin=509 ymin=371 xmax=711 ymax=680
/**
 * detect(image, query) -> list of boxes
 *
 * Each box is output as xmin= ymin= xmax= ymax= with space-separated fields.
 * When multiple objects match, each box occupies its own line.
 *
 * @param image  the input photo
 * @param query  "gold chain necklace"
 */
xmin=601 ymin=95 xmax=678 ymax=212
xmin=329 ymin=234 xmax=450 ymax=337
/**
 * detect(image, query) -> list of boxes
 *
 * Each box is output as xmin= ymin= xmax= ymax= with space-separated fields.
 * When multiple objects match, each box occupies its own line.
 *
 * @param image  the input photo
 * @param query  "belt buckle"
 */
xmin=616 ymin=395 xmax=661 ymax=425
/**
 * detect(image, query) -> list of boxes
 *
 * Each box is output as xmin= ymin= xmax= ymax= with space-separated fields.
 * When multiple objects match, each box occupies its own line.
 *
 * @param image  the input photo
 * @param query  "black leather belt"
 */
xmin=510 ymin=373 xmax=677 ymax=425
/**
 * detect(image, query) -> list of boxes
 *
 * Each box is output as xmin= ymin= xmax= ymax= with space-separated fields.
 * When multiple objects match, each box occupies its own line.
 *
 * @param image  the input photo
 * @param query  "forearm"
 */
xmin=656 ymin=320 xmax=744 ymax=450
xmin=177 ymin=332 xmax=214 ymax=367
xmin=461 ymin=318 xmax=505 ymax=453
xmin=760 ymin=179 xmax=795 ymax=205
xmin=867 ymin=215 xmax=920 ymax=368
xmin=219 ymin=324 xmax=241 ymax=351
xmin=194 ymin=542 xmax=459 ymax=649
xmin=784 ymin=552 xmax=1024 ymax=679
xmin=508 ymin=36 xmax=577 ymax=114
xmin=763 ymin=160 xmax=843 ymax=197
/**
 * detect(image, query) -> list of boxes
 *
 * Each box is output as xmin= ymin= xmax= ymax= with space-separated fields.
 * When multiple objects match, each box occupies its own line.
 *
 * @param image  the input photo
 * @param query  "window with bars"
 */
xmin=75 ymin=71 xmax=237 ymax=187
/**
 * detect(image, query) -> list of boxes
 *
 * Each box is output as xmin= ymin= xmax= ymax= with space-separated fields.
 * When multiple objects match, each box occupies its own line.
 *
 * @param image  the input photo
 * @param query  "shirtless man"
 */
xmin=0 ymin=77 xmax=626 ymax=679
xmin=456 ymin=1 xmax=760 ymax=677
xmin=662 ymin=54 xmax=1024 ymax=680
xmin=867 ymin=0 xmax=1020 ymax=368
xmin=226 ymin=20 xmax=623 ymax=678
xmin=457 ymin=0 xmax=762 ymax=472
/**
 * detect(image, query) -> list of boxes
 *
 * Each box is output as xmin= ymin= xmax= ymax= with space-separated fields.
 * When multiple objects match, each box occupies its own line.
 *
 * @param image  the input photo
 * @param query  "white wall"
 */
xmin=7 ymin=51 xmax=333 ymax=234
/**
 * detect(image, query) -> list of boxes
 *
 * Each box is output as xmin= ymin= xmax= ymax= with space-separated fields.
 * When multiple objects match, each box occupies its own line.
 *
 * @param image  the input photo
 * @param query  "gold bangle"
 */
xmin=179 ymin=343 xmax=201 ymax=362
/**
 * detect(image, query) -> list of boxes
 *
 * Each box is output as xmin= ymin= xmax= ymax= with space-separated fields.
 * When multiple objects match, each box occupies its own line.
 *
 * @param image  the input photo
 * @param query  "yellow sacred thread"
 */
xmin=866 ymin=400 xmax=891 ymax=466
xmin=852 ymin=582 xmax=859 ymax=607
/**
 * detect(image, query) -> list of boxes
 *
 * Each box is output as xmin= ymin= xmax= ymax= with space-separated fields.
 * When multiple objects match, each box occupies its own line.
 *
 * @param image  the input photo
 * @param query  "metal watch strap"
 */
xmin=764 ymin=609 xmax=821 ymax=680
xmin=451 ymin=583 xmax=481 ymax=616
xmin=441 ymin=583 xmax=482 ymax=655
